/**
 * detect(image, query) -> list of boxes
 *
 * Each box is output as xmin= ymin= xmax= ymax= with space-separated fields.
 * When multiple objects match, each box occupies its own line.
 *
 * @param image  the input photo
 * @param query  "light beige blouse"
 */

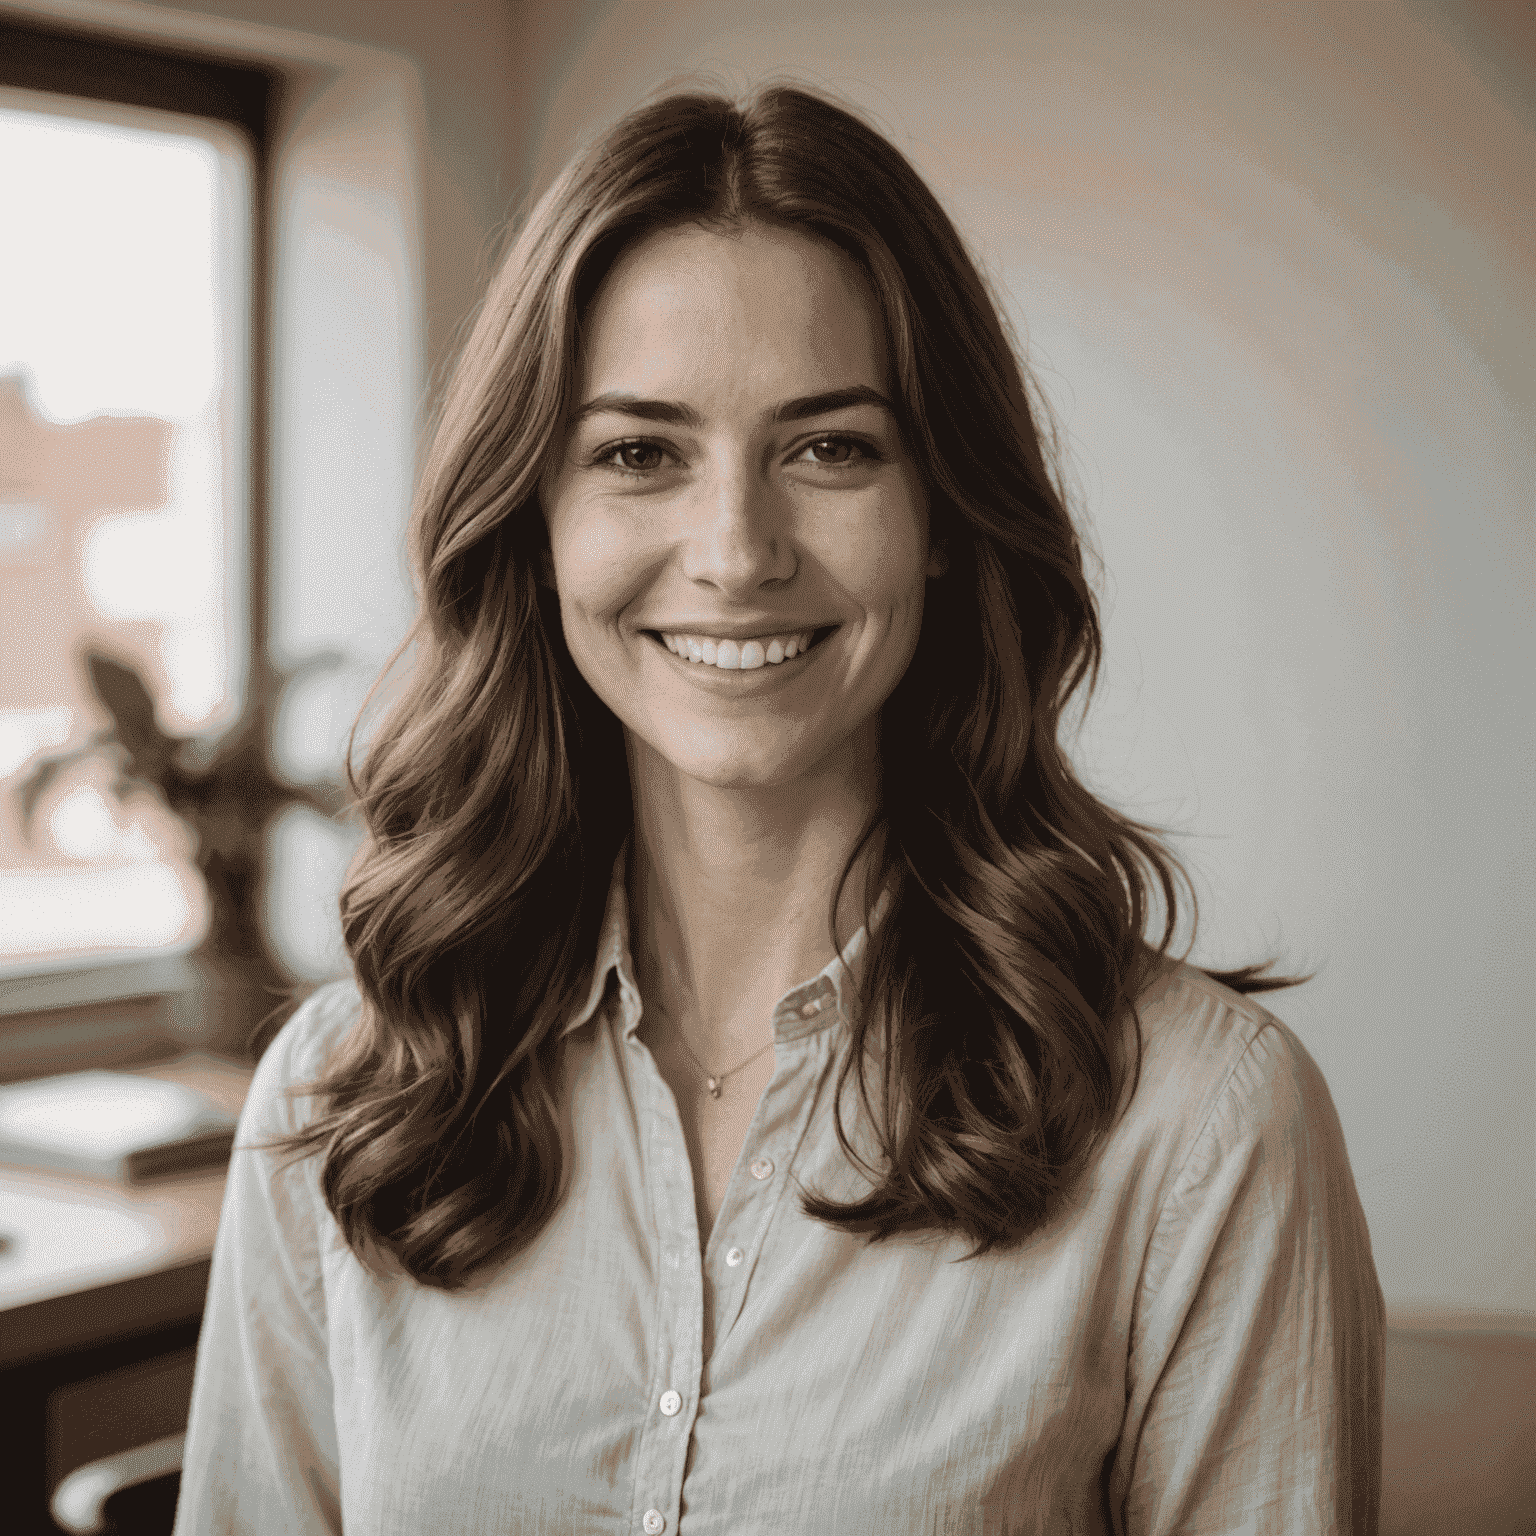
xmin=176 ymin=868 xmax=1384 ymax=1535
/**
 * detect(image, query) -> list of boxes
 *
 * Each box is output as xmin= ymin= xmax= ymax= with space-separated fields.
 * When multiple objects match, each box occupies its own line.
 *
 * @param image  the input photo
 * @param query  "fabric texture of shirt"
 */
xmin=176 ymin=865 xmax=1384 ymax=1535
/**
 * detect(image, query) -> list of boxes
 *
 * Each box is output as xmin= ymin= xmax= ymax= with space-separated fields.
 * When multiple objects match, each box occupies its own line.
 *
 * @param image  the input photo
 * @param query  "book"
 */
xmin=0 ymin=1068 xmax=240 ymax=1183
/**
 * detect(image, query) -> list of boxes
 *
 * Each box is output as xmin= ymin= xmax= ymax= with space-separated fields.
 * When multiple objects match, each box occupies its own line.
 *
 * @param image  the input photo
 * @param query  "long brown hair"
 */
xmin=266 ymin=84 xmax=1296 ymax=1288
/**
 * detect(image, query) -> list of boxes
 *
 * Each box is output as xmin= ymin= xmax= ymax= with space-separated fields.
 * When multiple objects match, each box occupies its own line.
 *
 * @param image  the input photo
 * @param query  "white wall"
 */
xmin=514 ymin=0 xmax=1534 ymax=1319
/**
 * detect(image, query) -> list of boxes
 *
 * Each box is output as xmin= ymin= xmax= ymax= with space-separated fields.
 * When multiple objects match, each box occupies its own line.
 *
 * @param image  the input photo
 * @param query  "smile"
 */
xmin=651 ymin=628 xmax=829 ymax=671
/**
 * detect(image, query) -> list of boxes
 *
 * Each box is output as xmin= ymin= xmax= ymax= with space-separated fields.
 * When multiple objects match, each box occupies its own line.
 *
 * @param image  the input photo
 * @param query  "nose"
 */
xmin=678 ymin=454 xmax=797 ymax=596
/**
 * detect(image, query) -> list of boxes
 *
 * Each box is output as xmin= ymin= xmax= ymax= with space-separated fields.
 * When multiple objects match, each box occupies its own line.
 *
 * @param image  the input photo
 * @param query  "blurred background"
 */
xmin=0 ymin=2 xmax=1530 ymax=1532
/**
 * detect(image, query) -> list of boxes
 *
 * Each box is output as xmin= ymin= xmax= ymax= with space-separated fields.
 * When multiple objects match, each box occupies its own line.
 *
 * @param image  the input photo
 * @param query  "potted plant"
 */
xmin=16 ymin=649 xmax=349 ymax=1058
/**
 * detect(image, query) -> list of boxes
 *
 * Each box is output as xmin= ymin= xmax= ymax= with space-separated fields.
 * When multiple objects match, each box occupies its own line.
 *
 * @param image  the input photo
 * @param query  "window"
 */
xmin=0 ymin=21 xmax=273 ymax=1020
xmin=0 ymin=90 xmax=252 ymax=966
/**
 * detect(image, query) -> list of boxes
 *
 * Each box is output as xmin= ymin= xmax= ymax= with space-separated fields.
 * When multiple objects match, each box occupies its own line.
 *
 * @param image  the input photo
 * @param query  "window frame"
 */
xmin=0 ymin=17 xmax=277 ymax=1029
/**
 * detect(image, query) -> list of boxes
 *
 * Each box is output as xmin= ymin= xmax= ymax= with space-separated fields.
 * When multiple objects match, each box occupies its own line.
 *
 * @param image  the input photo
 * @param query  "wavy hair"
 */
xmin=265 ymin=84 xmax=1297 ymax=1288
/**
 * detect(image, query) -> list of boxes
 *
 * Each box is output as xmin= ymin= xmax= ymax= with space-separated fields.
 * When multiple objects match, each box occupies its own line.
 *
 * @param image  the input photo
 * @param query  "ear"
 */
xmin=925 ymin=540 xmax=949 ymax=579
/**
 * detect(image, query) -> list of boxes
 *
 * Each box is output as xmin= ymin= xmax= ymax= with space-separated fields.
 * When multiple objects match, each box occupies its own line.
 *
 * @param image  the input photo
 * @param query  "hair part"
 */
xmin=261 ymin=83 xmax=1301 ymax=1288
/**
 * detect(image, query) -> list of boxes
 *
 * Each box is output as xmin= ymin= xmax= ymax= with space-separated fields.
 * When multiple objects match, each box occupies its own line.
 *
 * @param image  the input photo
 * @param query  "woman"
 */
xmin=177 ymin=85 xmax=1383 ymax=1534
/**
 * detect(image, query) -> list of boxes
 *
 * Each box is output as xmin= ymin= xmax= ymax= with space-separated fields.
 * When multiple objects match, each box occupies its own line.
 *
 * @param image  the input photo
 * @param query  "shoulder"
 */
xmin=1134 ymin=961 xmax=1275 ymax=1073
xmin=1107 ymin=973 xmax=1384 ymax=1525
xmin=238 ymin=977 xmax=364 ymax=1144
xmin=1112 ymin=967 xmax=1382 ymax=1402
xmin=1115 ymin=963 xmax=1347 ymax=1202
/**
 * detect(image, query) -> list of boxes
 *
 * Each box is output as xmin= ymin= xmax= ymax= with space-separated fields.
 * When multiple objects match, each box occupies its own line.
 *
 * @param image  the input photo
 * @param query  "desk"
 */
xmin=0 ymin=1053 xmax=253 ymax=1535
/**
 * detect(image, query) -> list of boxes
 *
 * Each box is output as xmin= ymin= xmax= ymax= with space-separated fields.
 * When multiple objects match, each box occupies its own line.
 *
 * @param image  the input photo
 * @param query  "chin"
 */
xmin=639 ymin=719 xmax=831 ymax=792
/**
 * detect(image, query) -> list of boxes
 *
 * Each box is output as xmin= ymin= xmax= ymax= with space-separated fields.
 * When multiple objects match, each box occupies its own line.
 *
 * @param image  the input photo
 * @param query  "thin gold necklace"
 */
xmin=672 ymin=1021 xmax=775 ymax=1098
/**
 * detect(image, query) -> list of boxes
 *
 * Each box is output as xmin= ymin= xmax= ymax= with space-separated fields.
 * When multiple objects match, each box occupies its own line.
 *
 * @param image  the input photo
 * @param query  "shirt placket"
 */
xmin=622 ymin=967 xmax=849 ymax=1535
xmin=701 ymin=974 xmax=842 ymax=1357
xmin=628 ymin=1034 xmax=705 ymax=1536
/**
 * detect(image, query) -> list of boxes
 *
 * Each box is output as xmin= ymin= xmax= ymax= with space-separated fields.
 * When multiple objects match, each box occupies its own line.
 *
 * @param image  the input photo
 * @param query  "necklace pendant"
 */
xmin=706 ymin=1077 xmax=721 ymax=1098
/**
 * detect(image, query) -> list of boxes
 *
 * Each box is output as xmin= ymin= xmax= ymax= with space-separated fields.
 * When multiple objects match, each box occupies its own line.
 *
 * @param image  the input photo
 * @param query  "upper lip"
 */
xmin=643 ymin=619 xmax=833 ymax=641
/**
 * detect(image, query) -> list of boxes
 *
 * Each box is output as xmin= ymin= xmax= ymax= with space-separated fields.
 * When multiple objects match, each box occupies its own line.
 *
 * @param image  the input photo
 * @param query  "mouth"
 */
xmin=645 ymin=626 xmax=837 ymax=672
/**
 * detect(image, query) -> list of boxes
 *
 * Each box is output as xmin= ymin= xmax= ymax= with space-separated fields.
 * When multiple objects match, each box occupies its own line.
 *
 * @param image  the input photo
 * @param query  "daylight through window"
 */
xmin=0 ymin=87 xmax=251 ymax=971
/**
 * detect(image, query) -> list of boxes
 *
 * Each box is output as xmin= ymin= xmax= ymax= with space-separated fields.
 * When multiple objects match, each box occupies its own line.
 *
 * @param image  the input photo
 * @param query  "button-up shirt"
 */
xmin=176 ymin=865 xmax=1384 ymax=1534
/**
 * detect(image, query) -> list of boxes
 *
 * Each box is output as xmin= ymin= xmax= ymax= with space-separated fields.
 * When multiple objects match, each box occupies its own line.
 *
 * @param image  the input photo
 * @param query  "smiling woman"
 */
xmin=177 ymin=86 xmax=1384 ymax=1535
xmin=544 ymin=221 xmax=935 ymax=805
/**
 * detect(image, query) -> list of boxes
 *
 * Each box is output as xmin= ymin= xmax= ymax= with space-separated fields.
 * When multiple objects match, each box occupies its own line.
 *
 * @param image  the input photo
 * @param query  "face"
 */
xmin=540 ymin=221 xmax=938 ymax=793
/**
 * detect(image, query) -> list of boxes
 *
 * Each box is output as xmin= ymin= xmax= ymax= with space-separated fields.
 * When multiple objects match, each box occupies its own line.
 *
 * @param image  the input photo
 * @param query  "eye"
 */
xmin=796 ymin=434 xmax=879 ymax=467
xmin=598 ymin=439 xmax=671 ymax=474
xmin=811 ymin=439 xmax=860 ymax=466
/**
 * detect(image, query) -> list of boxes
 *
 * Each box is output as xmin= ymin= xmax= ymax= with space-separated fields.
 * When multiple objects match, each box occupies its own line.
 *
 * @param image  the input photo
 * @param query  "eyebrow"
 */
xmin=569 ymin=385 xmax=897 ymax=430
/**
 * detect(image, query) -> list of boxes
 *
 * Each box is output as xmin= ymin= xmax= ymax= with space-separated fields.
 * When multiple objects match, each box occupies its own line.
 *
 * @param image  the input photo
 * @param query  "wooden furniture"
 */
xmin=1380 ymin=1319 xmax=1536 ymax=1536
xmin=0 ymin=1052 xmax=252 ymax=1536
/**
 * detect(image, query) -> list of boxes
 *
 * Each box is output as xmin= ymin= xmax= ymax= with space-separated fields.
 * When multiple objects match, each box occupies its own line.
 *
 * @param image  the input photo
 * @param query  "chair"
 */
xmin=50 ymin=1433 xmax=182 ymax=1536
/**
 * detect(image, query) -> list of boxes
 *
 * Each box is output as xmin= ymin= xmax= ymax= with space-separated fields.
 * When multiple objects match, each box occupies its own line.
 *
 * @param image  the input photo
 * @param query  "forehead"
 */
xmin=577 ymin=222 xmax=890 ymax=403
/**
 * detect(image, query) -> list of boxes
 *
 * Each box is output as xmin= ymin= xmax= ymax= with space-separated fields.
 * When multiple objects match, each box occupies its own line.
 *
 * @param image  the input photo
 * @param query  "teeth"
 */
xmin=659 ymin=629 xmax=818 ymax=669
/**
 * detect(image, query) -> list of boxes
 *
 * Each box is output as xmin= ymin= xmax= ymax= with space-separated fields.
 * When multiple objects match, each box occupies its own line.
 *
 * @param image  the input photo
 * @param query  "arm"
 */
xmin=1113 ymin=1021 xmax=1385 ymax=1535
xmin=173 ymin=987 xmax=356 ymax=1535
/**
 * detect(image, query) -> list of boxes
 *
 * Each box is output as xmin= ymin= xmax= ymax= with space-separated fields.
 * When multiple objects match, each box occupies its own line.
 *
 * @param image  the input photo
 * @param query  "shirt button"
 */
xmin=749 ymin=1157 xmax=774 ymax=1180
xmin=725 ymin=1246 xmax=745 ymax=1266
xmin=643 ymin=1511 xmax=666 ymax=1535
xmin=799 ymin=998 xmax=822 ymax=1017
xmin=659 ymin=1389 xmax=682 ymax=1416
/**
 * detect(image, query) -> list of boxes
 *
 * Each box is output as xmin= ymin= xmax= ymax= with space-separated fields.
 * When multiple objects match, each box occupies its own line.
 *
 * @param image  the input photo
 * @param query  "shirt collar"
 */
xmin=562 ymin=844 xmax=640 ymax=1038
xmin=560 ymin=846 xmax=891 ymax=1043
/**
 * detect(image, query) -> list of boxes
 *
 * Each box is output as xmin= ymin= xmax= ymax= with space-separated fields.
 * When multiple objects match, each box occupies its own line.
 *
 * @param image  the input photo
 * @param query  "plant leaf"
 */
xmin=14 ymin=733 xmax=112 ymax=836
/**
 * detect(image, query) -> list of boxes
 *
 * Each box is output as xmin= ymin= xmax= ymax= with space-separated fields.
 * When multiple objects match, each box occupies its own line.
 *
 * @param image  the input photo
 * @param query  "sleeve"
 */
xmin=1113 ymin=1020 xmax=1386 ymax=1536
xmin=173 ymin=983 xmax=361 ymax=1536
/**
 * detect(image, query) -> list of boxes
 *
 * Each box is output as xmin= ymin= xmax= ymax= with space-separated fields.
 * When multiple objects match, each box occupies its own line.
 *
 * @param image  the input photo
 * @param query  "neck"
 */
xmin=626 ymin=729 xmax=883 ymax=1059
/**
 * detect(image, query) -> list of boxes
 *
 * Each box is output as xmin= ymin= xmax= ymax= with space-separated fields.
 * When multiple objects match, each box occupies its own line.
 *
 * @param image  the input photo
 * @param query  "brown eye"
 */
xmin=807 ymin=437 xmax=856 ymax=464
xmin=800 ymin=435 xmax=879 ymax=467
xmin=607 ymin=441 xmax=667 ymax=472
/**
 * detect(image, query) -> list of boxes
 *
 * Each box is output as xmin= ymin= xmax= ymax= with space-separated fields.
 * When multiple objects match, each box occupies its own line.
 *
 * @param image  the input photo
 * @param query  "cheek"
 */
xmin=551 ymin=510 xmax=652 ymax=625
xmin=819 ymin=490 xmax=930 ymax=616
